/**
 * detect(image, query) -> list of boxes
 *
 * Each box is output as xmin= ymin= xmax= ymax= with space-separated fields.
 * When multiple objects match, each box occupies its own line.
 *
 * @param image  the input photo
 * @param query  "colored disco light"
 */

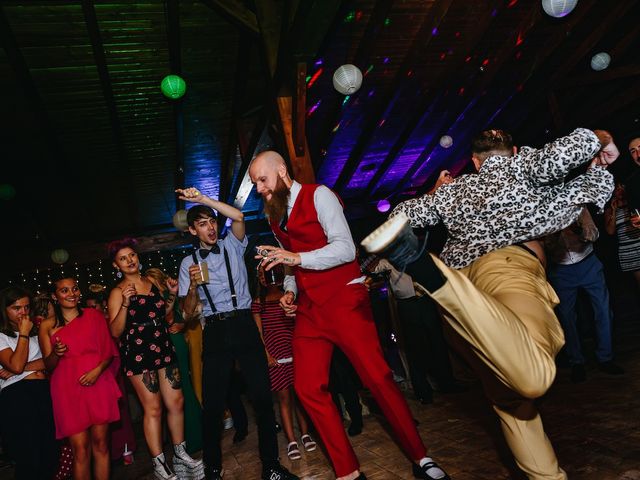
xmin=377 ymin=199 xmax=391 ymax=213
xmin=342 ymin=95 xmax=351 ymax=106
xmin=307 ymin=100 xmax=321 ymax=117
xmin=307 ymin=68 xmax=323 ymax=88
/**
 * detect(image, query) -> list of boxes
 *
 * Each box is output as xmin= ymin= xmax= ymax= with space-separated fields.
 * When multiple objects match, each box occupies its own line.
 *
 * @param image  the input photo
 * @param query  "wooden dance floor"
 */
xmin=1 ymin=297 xmax=639 ymax=479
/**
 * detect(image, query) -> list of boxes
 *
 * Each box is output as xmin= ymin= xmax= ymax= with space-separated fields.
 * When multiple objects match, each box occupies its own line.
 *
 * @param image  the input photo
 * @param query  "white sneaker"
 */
xmin=152 ymin=453 xmax=177 ymax=480
xmin=361 ymin=213 xmax=411 ymax=253
xmin=173 ymin=442 xmax=205 ymax=480
xmin=361 ymin=213 xmax=421 ymax=270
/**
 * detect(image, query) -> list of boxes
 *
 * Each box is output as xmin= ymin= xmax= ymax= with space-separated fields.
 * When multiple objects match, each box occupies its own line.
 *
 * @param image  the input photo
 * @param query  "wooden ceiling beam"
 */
xmin=80 ymin=0 xmax=137 ymax=225
xmin=371 ymin=0 xmax=501 ymax=198
xmin=200 ymin=0 xmax=260 ymax=36
xmin=404 ymin=4 xmax=543 ymax=198
xmin=166 ymin=0 xmax=184 ymax=212
xmin=312 ymin=0 xmax=396 ymax=172
xmin=362 ymin=0 xmax=481 ymax=198
xmin=559 ymin=65 xmax=640 ymax=89
xmin=219 ymin=35 xmax=252 ymax=226
xmin=547 ymin=2 xmax=635 ymax=88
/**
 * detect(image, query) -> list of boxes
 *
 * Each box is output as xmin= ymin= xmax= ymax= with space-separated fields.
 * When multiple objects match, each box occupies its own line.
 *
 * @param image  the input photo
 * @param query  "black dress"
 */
xmin=120 ymin=284 xmax=177 ymax=377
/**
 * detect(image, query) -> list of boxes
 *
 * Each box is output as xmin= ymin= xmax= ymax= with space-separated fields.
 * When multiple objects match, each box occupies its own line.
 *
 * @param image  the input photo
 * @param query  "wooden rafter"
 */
xmin=80 ymin=0 xmax=138 ymax=224
xmin=334 ymin=0 xmax=459 ymax=195
xmin=200 ymin=0 xmax=259 ymax=36
xmin=219 ymin=35 xmax=251 ymax=224
xmin=312 ymin=0 xmax=396 ymax=171
xmin=166 ymin=0 xmax=184 ymax=212
xmin=360 ymin=0 xmax=457 ymax=197
xmin=374 ymin=0 xmax=503 ymax=198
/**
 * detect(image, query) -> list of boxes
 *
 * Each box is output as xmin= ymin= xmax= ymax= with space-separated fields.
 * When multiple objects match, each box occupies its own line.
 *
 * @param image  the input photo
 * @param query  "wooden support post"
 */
xmin=292 ymin=62 xmax=307 ymax=157
xmin=277 ymin=96 xmax=315 ymax=183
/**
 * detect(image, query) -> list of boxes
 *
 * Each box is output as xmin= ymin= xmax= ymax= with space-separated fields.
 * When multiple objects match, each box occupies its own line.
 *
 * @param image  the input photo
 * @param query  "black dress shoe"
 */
xmin=413 ymin=461 xmax=450 ymax=480
xmin=275 ymin=422 xmax=282 ymax=433
xmin=204 ymin=467 xmax=224 ymax=480
xmin=570 ymin=364 xmax=586 ymax=383
xmin=262 ymin=463 xmax=299 ymax=480
xmin=417 ymin=395 xmax=433 ymax=405
xmin=598 ymin=361 xmax=625 ymax=375
xmin=233 ymin=428 xmax=248 ymax=443
xmin=348 ymin=419 xmax=363 ymax=436
xmin=355 ymin=474 xmax=367 ymax=479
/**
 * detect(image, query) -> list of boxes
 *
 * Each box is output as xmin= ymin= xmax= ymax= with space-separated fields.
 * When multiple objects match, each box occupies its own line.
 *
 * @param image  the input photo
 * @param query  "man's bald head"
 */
xmin=251 ymin=150 xmax=287 ymax=171
xmin=249 ymin=150 xmax=293 ymax=211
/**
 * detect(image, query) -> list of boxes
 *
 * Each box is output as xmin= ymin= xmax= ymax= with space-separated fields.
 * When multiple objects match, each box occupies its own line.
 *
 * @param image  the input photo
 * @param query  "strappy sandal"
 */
xmin=287 ymin=441 xmax=301 ymax=460
xmin=300 ymin=434 xmax=317 ymax=452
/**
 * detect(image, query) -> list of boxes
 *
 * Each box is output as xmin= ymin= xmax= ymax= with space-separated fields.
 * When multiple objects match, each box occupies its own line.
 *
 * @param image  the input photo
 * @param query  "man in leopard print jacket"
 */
xmin=388 ymin=128 xmax=618 ymax=480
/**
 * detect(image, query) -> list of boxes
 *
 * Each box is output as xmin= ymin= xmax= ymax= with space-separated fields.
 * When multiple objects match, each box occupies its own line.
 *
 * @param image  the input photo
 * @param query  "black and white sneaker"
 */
xmin=262 ymin=463 xmax=299 ymax=480
xmin=412 ymin=460 xmax=450 ymax=480
xmin=361 ymin=213 xmax=420 ymax=270
xmin=152 ymin=452 xmax=177 ymax=480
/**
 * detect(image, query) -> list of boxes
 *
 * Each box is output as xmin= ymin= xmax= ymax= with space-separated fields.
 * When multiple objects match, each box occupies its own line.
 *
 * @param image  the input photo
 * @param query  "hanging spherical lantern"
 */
xmin=172 ymin=209 xmax=189 ymax=231
xmin=51 ymin=249 xmax=69 ymax=265
xmin=376 ymin=199 xmax=391 ymax=213
xmin=541 ymin=0 xmax=578 ymax=18
xmin=590 ymin=52 xmax=611 ymax=71
xmin=439 ymin=135 xmax=453 ymax=149
xmin=160 ymin=74 xmax=187 ymax=99
xmin=333 ymin=64 xmax=363 ymax=95
xmin=0 ymin=184 xmax=16 ymax=200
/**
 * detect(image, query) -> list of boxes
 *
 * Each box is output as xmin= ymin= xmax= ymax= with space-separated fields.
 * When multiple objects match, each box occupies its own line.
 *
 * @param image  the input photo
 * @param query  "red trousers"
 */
xmin=293 ymin=283 xmax=426 ymax=477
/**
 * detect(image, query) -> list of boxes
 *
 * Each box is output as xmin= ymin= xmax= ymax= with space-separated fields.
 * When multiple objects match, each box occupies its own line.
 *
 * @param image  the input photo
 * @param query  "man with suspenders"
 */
xmin=177 ymin=188 xmax=297 ymax=480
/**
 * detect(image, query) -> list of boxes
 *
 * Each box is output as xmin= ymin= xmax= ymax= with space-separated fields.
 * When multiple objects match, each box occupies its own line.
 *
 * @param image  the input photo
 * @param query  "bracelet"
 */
xmin=18 ymin=334 xmax=29 ymax=340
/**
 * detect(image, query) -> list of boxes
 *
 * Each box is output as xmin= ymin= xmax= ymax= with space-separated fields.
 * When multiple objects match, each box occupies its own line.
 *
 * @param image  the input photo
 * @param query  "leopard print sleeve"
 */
xmin=390 ymin=194 xmax=440 ymax=228
xmin=519 ymin=128 xmax=601 ymax=187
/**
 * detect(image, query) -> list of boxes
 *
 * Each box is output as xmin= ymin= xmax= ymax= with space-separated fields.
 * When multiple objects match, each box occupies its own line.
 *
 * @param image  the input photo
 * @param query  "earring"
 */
xmin=138 ymin=263 xmax=143 ymax=272
xmin=116 ymin=270 xmax=122 ymax=279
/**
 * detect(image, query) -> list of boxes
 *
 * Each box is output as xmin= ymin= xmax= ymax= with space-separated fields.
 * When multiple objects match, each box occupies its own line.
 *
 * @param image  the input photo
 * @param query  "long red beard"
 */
xmin=263 ymin=177 xmax=290 ymax=224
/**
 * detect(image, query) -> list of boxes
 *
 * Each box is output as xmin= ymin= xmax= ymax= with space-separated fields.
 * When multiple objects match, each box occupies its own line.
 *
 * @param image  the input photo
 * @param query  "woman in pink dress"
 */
xmin=39 ymin=277 xmax=121 ymax=480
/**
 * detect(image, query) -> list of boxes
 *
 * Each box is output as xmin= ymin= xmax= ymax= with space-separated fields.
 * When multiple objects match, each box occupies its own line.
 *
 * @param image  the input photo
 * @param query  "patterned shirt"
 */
xmin=391 ymin=128 xmax=614 ymax=269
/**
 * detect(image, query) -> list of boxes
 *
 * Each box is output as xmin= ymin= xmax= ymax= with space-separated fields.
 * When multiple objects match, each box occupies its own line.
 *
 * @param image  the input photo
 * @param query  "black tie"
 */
xmin=280 ymin=211 xmax=289 ymax=231
xmin=199 ymin=244 xmax=220 ymax=258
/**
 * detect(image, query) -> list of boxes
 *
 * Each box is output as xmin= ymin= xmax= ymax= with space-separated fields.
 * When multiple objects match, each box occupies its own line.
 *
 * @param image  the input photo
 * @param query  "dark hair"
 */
xmin=471 ymin=129 xmax=514 ymax=162
xmin=84 ymin=291 xmax=105 ymax=304
xmin=0 ymin=286 xmax=33 ymax=337
xmin=49 ymin=276 xmax=83 ymax=329
xmin=107 ymin=237 xmax=138 ymax=261
xmin=186 ymin=205 xmax=217 ymax=228
xmin=32 ymin=293 xmax=53 ymax=318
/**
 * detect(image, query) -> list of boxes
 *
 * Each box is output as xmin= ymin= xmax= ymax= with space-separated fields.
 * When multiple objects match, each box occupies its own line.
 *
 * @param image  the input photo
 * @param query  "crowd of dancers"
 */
xmin=0 ymin=128 xmax=638 ymax=480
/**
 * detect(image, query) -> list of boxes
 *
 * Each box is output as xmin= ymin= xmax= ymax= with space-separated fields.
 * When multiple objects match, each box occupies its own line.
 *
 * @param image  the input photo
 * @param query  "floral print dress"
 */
xmin=120 ymin=284 xmax=177 ymax=377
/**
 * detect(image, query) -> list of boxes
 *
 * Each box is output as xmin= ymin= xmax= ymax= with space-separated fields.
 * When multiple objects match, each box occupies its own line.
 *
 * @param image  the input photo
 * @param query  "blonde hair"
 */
xmin=144 ymin=268 xmax=168 ymax=294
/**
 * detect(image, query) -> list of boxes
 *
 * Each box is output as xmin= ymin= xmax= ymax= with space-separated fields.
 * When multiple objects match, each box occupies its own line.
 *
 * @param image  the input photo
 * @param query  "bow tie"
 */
xmin=199 ymin=244 xmax=220 ymax=258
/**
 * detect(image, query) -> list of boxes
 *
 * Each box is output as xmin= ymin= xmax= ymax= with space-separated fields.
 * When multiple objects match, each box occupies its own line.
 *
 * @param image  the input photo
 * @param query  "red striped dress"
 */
xmin=251 ymin=299 xmax=294 ymax=392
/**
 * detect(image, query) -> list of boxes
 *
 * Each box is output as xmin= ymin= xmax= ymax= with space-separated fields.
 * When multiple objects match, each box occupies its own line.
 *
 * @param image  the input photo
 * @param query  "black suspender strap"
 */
xmin=192 ymin=252 xmax=217 ymax=313
xmin=223 ymin=248 xmax=238 ymax=308
xmin=192 ymin=243 xmax=238 ymax=311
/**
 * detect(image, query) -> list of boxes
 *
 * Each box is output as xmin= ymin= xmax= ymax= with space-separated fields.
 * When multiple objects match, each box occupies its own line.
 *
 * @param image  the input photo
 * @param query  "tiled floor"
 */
xmin=2 ymin=285 xmax=639 ymax=479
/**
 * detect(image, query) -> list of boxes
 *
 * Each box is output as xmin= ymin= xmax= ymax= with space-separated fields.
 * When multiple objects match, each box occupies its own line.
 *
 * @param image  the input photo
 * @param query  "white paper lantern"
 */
xmin=541 ymin=0 xmax=578 ymax=18
xmin=172 ymin=209 xmax=189 ymax=231
xmin=590 ymin=52 xmax=611 ymax=71
xmin=439 ymin=135 xmax=453 ymax=149
xmin=333 ymin=64 xmax=363 ymax=95
xmin=51 ymin=249 xmax=69 ymax=265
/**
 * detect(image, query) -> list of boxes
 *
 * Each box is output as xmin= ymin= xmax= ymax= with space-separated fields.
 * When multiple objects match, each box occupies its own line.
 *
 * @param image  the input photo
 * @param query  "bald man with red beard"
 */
xmin=249 ymin=151 xmax=449 ymax=480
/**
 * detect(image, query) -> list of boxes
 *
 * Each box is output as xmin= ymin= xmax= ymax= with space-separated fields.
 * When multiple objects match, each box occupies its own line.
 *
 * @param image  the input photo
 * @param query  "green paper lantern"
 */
xmin=0 ymin=184 xmax=16 ymax=200
xmin=161 ymin=74 xmax=187 ymax=99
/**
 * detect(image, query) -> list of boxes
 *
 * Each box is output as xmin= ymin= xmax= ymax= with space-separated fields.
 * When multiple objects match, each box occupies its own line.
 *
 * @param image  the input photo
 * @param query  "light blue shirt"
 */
xmin=178 ymin=234 xmax=252 ymax=315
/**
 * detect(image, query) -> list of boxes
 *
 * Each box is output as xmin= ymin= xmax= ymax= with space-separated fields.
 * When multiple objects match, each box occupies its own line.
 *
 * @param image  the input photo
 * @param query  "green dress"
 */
xmin=168 ymin=300 xmax=203 ymax=453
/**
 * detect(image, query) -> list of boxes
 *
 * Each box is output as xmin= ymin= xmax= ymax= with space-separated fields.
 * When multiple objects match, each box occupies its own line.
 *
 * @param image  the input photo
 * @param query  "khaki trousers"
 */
xmin=428 ymin=246 xmax=567 ymax=480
